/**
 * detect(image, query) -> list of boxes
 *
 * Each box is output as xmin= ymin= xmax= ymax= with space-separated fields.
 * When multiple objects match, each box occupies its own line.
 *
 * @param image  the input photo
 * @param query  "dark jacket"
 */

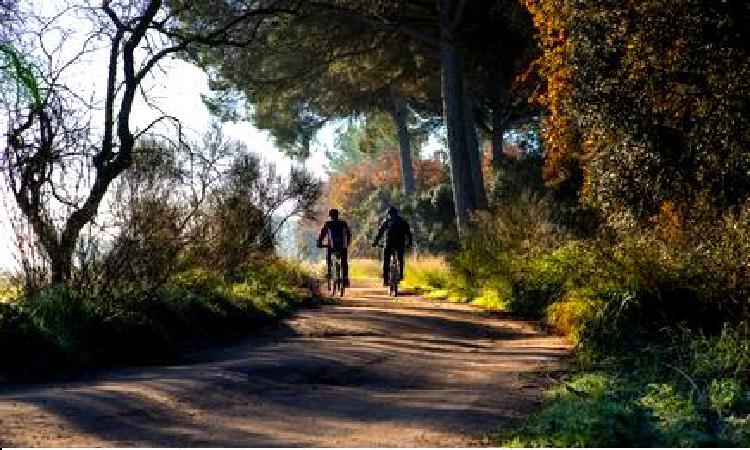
xmin=373 ymin=216 xmax=412 ymax=248
xmin=317 ymin=219 xmax=352 ymax=249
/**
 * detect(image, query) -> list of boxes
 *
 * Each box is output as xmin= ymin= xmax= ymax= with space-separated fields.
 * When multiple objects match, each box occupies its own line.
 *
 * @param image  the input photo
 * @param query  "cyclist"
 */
xmin=372 ymin=206 xmax=413 ymax=286
xmin=317 ymin=208 xmax=352 ymax=287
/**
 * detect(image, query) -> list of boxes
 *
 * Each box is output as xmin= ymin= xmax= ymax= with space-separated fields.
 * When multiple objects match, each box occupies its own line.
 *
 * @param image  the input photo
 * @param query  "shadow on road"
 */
xmin=0 ymin=279 xmax=569 ymax=447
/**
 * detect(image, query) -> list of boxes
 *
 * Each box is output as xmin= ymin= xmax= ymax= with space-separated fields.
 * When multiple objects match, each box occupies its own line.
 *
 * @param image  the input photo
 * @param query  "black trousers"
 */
xmin=326 ymin=247 xmax=349 ymax=280
xmin=383 ymin=245 xmax=405 ymax=281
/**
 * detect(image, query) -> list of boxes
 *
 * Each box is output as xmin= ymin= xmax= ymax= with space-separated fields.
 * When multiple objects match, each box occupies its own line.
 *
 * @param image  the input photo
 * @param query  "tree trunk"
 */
xmin=463 ymin=85 xmax=487 ymax=209
xmin=440 ymin=0 xmax=472 ymax=236
xmin=391 ymin=95 xmax=415 ymax=197
xmin=49 ymin=244 xmax=74 ymax=284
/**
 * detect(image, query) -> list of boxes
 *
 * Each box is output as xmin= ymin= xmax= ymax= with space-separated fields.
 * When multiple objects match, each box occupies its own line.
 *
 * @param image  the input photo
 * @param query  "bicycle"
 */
xmin=387 ymin=250 xmax=400 ymax=297
xmin=377 ymin=245 xmax=401 ymax=298
xmin=327 ymin=248 xmax=346 ymax=297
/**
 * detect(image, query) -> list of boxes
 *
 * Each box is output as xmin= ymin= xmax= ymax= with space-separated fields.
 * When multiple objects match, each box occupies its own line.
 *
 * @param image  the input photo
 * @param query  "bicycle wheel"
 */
xmin=333 ymin=256 xmax=344 ymax=297
xmin=389 ymin=256 xmax=399 ymax=297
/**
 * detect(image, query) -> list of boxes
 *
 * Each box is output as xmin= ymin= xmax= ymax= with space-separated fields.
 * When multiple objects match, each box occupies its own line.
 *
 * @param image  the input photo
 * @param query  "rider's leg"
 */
xmin=382 ymin=246 xmax=392 ymax=286
xmin=326 ymin=248 xmax=332 ymax=278
xmin=397 ymin=246 xmax=405 ymax=280
xmin=341 ymin=248 xmax=350 ymax=286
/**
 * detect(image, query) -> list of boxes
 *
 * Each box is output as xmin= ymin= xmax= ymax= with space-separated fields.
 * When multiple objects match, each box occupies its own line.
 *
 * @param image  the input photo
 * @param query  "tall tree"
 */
xmin=189 ymin=3 xmax=441 ymax=197
xmin=390 ymin=91 xmax=415 ymax=196
xmin=183 ymin=0 xmax=536 ymax=234
xmin=1 ymin=0 xmax=294 ymax=282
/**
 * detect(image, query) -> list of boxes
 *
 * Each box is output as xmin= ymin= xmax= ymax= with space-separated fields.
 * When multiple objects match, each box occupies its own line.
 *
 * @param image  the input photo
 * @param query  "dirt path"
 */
xmin=0 ymin=279 xmax=570 ymax=447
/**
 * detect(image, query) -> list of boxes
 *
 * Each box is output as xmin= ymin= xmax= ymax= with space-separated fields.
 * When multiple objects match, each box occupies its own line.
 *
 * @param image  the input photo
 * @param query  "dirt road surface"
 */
xmin=0 ymin=279 xmax=569 ymax=447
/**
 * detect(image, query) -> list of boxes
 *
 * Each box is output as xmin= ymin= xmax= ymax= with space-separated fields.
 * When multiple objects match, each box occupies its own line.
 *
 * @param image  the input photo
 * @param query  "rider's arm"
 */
xmin=317 ymin=222 xmax=329 ymax=248
xmin=372 ymin=220 xmax=386 ymax=246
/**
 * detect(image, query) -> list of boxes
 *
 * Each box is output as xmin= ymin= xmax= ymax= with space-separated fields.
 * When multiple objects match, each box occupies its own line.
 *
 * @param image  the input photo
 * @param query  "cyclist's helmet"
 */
xmin=386 ymin=206 xmax=398 ymax=218
xmin=329 ymin=208 xmax=339 ymax=220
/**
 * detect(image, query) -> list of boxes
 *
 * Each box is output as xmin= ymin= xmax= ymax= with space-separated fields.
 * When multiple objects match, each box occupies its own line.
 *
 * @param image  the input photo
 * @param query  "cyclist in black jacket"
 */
xmin=317 ymin=208 xmax=352 ymax=287
xmin=372 ymin=206 xmax=412 ymax=286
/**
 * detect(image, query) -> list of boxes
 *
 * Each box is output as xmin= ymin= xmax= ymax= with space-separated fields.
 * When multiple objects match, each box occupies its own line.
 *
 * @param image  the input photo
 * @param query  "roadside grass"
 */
xmin=348 ymin=258 xmax=381 ymax=279
xmin=0 ymin=258 xmax=315 ymax=380
xmin=350 ymin=255 xmax=454 ymax=288
xmin=401 ymin=255 xmax=452 ymax=291
xmin=399 ymin=255 xmax=511 ymax=311
xmin=498 ymin=326 xmax=750 ymax=447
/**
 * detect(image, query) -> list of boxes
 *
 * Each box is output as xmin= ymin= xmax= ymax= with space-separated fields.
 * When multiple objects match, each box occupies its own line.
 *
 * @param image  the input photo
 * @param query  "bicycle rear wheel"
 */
xmin=333 ymin=256 xmax=344 ymax=297
xmin=388 ymin=256 xmax=399 ymax=297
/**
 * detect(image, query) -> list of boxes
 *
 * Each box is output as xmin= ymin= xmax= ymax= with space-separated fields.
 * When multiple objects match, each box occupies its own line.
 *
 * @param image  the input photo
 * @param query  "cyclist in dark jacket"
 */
xmin=317 ymin=208 xmax=352 ymax=286
xmin=372 ymin=206 xmax=412 ymax=286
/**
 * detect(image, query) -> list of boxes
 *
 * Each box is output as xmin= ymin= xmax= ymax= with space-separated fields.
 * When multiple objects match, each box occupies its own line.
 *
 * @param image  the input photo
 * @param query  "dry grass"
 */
xmin=0 ymin=277 xmax=20 ymax=303
xmin=401 ymin=254 xmax=451 ymax=290
xmin=348 ymin=258 xmax=382 ymax=279
xmin=349 ymin=255 xmax=452 ymax=289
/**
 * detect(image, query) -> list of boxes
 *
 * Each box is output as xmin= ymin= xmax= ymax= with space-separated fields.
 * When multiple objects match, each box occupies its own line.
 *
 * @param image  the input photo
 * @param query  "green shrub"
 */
xmin=688 ymin=323 xmax=750 ymax=384
xmin=0 ymin=259 xmax=310 ymax=380
xmin=545 ymin=294 xmax=602 ymax=344
xmin=504 ymin=322 xmax=750 ymax=447
xmin=0 ymin=303 xmax=69 ymax=378
xmin=18 ymin=285 xmax=97 ymax=367
xmin=471 ymin=284 xmax=511 ymax=310
xmin=500 ymin=373 xmax=657 ymax=447
xmin=402 ymin=255 xmax=453 ymax=291
xmin=638 ymin=383 xmax=711 ymax=446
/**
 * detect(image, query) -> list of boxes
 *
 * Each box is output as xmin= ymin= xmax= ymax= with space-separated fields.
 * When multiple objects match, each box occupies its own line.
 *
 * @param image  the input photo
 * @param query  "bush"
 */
xmin=500 ymin=373 xmax=657 ymax=447
xmin=0 ymin=259 xmax=311 ymax=380
xmin=0 ymin=303 xmax=70 ymax=379
xmin=401 ymin=255 xmax=453 ymax=291
xmin=443 ymin=199 xmax=750 ymax=355
xmin=502 ymin=321 xmax=750 ymax=447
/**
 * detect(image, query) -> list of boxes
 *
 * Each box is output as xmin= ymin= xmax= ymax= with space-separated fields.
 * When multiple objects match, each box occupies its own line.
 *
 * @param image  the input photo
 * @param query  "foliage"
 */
xmin=188 ymin=1 xmax=440 ymax=159
xmin=0 ymin=125 xmax=320 ymax=380
xmin=299 ymin=146 xmax=454 ymax=259
xmin=0 ymin=43 xmax=44 ymax=107
xmin=0 ymin=276 xmax=21 ymax=303
xmin=100 ymin=137 xmax=320 ymax=285
xmin=501 ymin=325 xmax=750 ymax=447
xmin=442 ymin=195 xmax=750 ymax=351
xmin=525 ymin=0 xmax=750 ymax=219
xmin=0 ymin=260 xmax=312 ymax=380
xmin=187 ymin=152 xmax=319 ymax=276
xmin=327 ymin=113 xmax=428 ymax=172
xmin=441 ymin=168 xmax=750 ymax=446
xmin=401 ymin=255 xmax=453 ymax=292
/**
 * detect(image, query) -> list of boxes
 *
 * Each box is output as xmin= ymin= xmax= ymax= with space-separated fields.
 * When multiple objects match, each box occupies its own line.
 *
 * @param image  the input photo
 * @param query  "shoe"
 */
xmin=383 ymin=280 xmax=389 ymax=287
